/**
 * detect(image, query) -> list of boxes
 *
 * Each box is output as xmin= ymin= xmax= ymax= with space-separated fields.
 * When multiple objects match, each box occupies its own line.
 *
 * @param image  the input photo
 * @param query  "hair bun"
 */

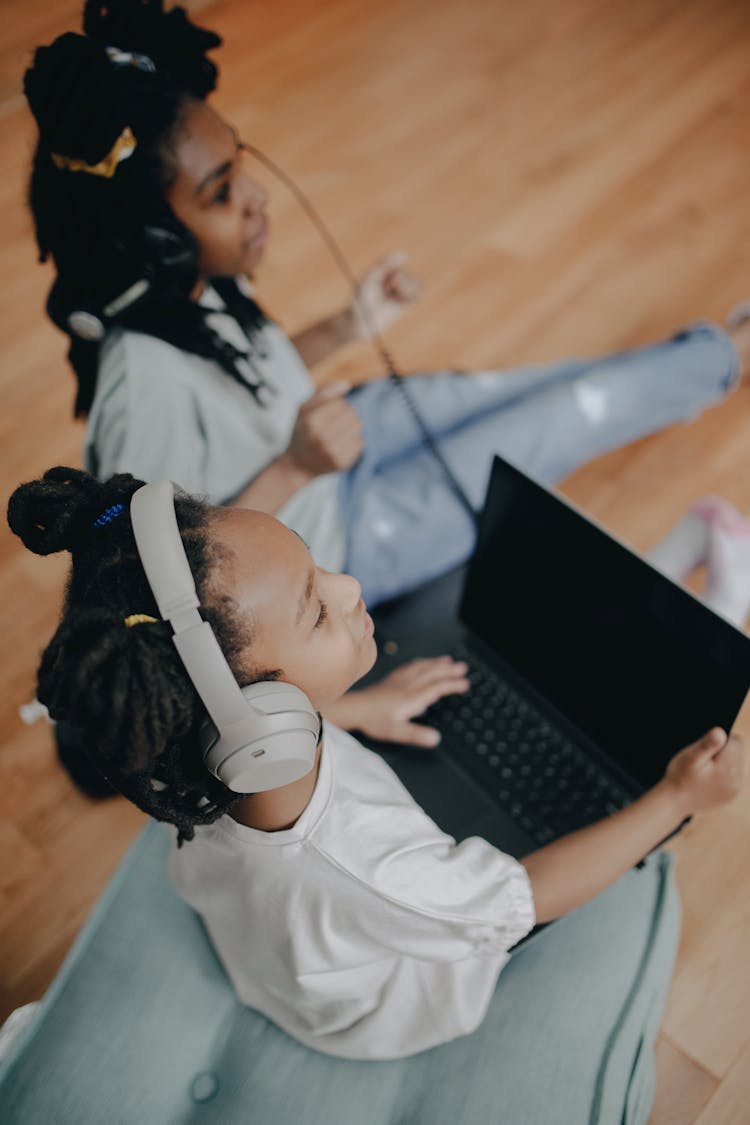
xmin=7 ymin=467 xmax=109 ymax=556
xmin=24 ymin=33 xmax=130 ymax=164
xmin=84 ymin=0 xmax=221 ymax=98
xmin=25 ymin=2 xmax=222 ymax=166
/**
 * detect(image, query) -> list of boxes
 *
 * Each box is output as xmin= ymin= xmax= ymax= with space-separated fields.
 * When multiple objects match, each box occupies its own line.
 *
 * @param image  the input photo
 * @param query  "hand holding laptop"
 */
xmin=665 ymin=726 xmax=744 ymax=812
xmin=521 ymin=727 xmax=744 ymax=924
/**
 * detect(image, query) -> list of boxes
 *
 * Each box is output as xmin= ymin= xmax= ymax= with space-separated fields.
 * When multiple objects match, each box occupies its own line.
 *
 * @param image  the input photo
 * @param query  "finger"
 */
xmin=715 ymin=734 xmax=744 ymax=766
xmin=312 ymin=411 xmax=363 ymax=448
xmin=395 ymin=721 xmax=442 ymax=749
xmin=361 ymin=251 xmax=409 ymax=290
xmin=400 ymin=656 xmax=468 ymax=675
xmin=307 ymin=380 xmax=352 ymax=405
xmin=332 ymin=436 xmax=364 ymax=467
xmin=402 ymin=677 xmax=471 ymax=718
xmin=416 ymin=657 xmax=469 ymax=678
xmin=307 ymin=404 xmax=362 ymax=439
xmin=688 ymin=724 xmax=728 ymax=769
xmin=400 ymin=659 xmax=470 ymax=689
xmin=385 ymin=270 xmax=421 ymax=303
xmin=317 ymin=425 xmax=364 ymax=464
xmin=306 ymin=395 xmax=359 ymax=422
xmin=688 ymin=727 xmax=728 ymax=762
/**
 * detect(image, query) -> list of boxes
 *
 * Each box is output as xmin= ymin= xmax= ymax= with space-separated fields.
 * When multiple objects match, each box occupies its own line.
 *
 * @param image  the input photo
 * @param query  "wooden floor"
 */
xmin=2 ymin=0 xmax=750 ymax=1120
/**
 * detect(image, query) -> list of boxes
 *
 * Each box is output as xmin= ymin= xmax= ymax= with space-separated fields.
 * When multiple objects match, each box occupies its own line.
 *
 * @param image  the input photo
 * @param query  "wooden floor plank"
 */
xmin=2 ymin=0 xmax=750 ymax=1117
xmin=648 ymin=1036 xmax=718 ymax=1125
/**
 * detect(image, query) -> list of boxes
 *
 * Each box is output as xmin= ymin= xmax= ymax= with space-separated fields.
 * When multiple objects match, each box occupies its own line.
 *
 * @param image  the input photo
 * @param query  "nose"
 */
xmin=242 ymin=175 xmax=268 ymax=214
xmin=338 ymin=572 xmax=363 ymax=614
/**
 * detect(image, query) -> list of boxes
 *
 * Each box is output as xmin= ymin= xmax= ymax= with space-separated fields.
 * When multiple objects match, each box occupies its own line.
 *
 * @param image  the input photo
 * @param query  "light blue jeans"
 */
xmin=341 ymin=323 xmax=739 ymax=604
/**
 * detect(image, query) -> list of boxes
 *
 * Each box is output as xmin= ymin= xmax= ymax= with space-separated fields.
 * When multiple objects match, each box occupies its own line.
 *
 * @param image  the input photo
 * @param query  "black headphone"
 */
xmin=51 ymin=219 xmax=200 ymax=343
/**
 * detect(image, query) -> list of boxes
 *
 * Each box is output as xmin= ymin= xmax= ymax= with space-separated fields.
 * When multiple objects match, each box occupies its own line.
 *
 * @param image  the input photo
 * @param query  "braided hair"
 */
xmin=24 ymin=0 xmax=268 ymax=418
xmin=7 ymin=466 xmax=279 ymax=844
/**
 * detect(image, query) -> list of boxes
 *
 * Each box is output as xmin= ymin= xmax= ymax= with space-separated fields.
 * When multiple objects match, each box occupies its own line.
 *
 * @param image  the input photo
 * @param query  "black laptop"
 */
xmin=367 ymin=455 xmax=750 ymax=858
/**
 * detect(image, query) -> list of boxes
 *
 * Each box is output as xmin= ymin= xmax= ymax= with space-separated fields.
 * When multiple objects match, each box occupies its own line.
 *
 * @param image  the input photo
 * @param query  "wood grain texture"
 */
xmin=649 ymin=1037 xmax=718 ymax=1125
xmin=2 ymin=1 xmax=750 ymax=1119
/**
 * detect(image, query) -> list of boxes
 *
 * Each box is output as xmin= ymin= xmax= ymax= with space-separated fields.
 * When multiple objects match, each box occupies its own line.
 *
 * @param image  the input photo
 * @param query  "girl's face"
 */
xmin=167 ymin=101 xmax=269 ymax=279
xmin=211 ymin=508 xmax=377 ymax=709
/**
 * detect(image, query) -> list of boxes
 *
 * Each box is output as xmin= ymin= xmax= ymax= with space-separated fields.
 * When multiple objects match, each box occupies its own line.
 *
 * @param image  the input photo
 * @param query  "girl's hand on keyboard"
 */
xmin=323 ymin=657 xmax=469 ymax=747
xmin=663 ymin=727 xmax=744 ymax=815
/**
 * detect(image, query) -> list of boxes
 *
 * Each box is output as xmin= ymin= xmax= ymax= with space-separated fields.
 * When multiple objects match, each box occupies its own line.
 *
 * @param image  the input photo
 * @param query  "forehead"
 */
xmin=172 ymin=102 xmax=236 ymax=188
xmin=211 ymin=508 xmax=311 ymax=630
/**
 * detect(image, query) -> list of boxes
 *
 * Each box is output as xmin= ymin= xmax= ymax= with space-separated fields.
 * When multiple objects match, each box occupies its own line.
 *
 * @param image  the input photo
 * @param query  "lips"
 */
xmin=248 ymin=217 xmax=269 ymax=249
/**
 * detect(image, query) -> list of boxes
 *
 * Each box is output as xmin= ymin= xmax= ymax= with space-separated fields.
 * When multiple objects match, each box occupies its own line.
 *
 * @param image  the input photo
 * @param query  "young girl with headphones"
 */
xmin=22 ymin=1 xmax=750 ymax=747
xmin=7 ymin=465 xmax=743 ymax=1068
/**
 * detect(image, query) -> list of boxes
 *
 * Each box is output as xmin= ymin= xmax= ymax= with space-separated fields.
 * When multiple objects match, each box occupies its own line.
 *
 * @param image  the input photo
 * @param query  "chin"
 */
xmin=363 ymin=636 xmax=378 ymax=673
xmin=342 ymin=642 xmax=378 ymax=695
xmin=241 ymin=247 xmax=265 ymax=275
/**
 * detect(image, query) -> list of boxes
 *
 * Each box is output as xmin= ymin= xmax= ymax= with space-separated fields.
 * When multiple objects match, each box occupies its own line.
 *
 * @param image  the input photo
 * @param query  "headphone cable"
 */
xmin=242 ymin=143 xmax=479 ymax=527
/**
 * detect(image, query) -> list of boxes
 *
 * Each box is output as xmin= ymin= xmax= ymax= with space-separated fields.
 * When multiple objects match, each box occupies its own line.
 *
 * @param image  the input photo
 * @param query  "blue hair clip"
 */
xmin=92 ymin=503 xmax=125 ymax=528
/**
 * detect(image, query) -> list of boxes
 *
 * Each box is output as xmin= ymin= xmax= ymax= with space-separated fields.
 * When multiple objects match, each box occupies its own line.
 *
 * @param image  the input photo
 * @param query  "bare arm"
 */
xmin=290 ymin=251 xmax=421 ymax=368
xmin=521 ymin=728 xmax=744 ymax=923
xmin=291 ymin=308 xmax=358 ymax=368
xmin=230 ymin=381 xmax=363 ymax=513
xmin=231 ymin=452 xmax=314 ymax=513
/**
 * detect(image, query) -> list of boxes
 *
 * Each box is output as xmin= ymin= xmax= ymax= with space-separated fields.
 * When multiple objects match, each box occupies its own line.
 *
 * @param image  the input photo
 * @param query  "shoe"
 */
xmin=691 ymin=496 xmax=750 ymax=628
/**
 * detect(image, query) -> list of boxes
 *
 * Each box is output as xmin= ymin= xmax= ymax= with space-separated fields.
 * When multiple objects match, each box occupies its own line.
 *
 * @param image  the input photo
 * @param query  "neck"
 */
xmin=230 ymin=738 xmax=323 ymax=832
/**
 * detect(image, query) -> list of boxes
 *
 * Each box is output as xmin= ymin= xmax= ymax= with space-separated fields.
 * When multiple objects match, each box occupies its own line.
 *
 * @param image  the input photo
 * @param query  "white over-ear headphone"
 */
xmin=129 ymin=481 xmax=320 ymax=793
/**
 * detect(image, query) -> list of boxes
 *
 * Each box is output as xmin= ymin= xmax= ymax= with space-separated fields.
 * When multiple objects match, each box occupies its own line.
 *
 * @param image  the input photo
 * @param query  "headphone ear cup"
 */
xmin=49 ymin=221 xmax=200 ymax=341
xmin=200 ymin=681 xmax=320 ymax=794
xmin=142 ymin=224 xmax=200 ymax=297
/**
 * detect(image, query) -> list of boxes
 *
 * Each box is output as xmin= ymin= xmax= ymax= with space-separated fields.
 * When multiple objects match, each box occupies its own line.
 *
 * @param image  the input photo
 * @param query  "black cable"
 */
xmin=242 ymin=143 xmax=479 ymax=526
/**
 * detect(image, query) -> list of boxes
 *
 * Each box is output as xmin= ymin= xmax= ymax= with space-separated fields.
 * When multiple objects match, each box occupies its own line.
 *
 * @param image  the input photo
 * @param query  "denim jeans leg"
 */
xmin=342 ymin=323 xmax=739 ymax=604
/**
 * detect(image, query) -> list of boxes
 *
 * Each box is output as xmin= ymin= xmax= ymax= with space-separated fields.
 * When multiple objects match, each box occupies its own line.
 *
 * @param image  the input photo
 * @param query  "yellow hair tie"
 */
xmin=123 ymin=614 xmax=158 ymax=629
xmin=51 ymin=126 xmax=137 ymax=180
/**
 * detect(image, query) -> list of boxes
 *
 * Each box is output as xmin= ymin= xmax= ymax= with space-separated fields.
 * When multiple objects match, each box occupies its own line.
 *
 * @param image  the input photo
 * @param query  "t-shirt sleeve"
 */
xmin=86 ymin=334 xmax=214 ymax=498
xmin=316 ymin=740 xmax=536 ymax=963
xmin=350 ymin=830 xmax=536 ymax=962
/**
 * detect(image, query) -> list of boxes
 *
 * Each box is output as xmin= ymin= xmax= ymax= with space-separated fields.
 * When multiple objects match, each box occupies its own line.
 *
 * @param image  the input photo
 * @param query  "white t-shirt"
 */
xmin=83 ymin=284 xmax=346 ymax=571
xmin=169 ymin=724 xmax=535 ymax=1060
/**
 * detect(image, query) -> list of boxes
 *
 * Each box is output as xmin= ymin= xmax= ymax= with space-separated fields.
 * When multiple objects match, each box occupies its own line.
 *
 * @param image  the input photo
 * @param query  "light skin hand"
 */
xmin=323 ymin=657 xmax=470 ymax=747
xmin=663 ymin=726 xmax=745 ymax=813
xmin=229 ymin=381 xmax=363 ymax=513
xmin=286 ymin=381 xmax=364 ymax=476
xmin=351 ymin=250 xmax=422 ymax=339
xmin=291 ymin=308 xmax=359 ymax=367
xmin=522 ymin=728 xmax=744 ymax=923
xmin=291 ymin=250 xmax=422 ymax=367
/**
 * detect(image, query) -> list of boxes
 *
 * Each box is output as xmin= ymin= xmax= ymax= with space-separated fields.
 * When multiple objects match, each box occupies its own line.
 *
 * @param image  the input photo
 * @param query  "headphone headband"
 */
xmin=129 ymin=482 xmax=320 ymax=793
xmin=130 ymin=481 xmax=249 ymax=727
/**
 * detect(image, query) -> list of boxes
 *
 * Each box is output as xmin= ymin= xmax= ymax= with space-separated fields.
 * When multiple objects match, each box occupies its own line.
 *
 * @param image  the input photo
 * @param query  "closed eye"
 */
xmin=314 ymin=601 xmax=328 ymax=629
xmin=212 ymin=181 xmax=231 ymax=205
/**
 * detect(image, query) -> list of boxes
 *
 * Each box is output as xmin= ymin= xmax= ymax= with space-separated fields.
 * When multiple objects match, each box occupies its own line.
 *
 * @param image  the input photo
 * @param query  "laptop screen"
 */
xmin=461 ymin=456 xmax=750 ymax=789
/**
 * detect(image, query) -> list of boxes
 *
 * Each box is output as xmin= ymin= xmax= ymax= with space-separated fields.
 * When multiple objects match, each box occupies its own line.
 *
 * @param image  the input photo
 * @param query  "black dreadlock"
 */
xmin=7 ymin=466 xmax=278 ymax=844
xmin=24 ymin=0 xmax=268 ymax=418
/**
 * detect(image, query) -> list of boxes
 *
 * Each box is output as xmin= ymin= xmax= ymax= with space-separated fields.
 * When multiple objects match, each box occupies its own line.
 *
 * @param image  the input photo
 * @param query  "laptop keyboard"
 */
xmin=425 ymin=643 xmax=633 ymax=847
